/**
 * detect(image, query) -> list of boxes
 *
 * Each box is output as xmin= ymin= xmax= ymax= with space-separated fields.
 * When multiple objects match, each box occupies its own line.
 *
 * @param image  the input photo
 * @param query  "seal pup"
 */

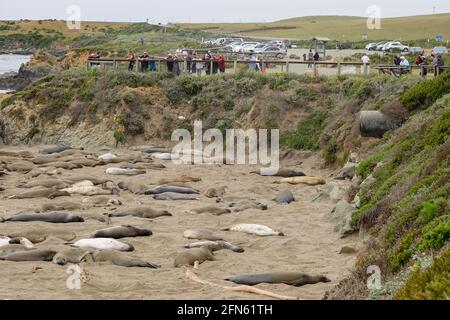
xmin=69 ymin=159 xmax=104 ymax=168
xmin=2 ymin=212 xmax=84 ymax=223
xmin=40 ymin=161 xmax=81 ymax=170
xmin=92 ymin=250 xmax=160 ymax=268
xmin=187 ymin=206 xmax=231 ymax=216
xmin=0 ymin=244 xmax=36 ymax=256
xmin=91 ymin=225 xmax=152 ymax=239
xmin=52 ymin=248 xmax=92 ymax=265
xmin=222 ymin=224 xmax=284 ymax=236
xmin=143 ymin=147 xmax=172 ymax=154
xmin=98 ymin=153 xmax=117 ymax=161
xmin=145 ymin=185 xmax=200 ymax=195
xmin=4 ymin=161 xmax=34 ymax=173
xmin=8 ymin=188 xmax=70 ymax=199
xmin=40 ymin=202 xmax=83 ymax=212
xmin=151 ymin=153 xmax=176 ymax=161
xmin=229 ymin=200 xmax=268 ymax=212
xmin=204 ymin=187 xmax=227 ymax=198
xmin=158 ymin=176 xmax=202 ymax=185
xmin=82 ymin=197 xmax=122 ymax=207
xmin=173 ymin=247 xmax=215 ymax=267
xmin=279 ymin=176 xmax=326 ymax=186
xmin=251 ymin=168 xmax=306 ymax=177
xmin=183 ymin=229 xmax=223 ymax=241
xmin=8 ymin=229 xmax=76 ymax=244
xmin=17 ymin=179 xmax=69 ymax=189
xmin=40 ymin=146 xmax=77 ymax=155
xmin=62 ymin=181 xmax=112 ymax=196
xmin=274 ymin=190 xmax=295 ymax=204
xmin=225 ymin=272 xmax=331 ymax=287
xmin=183 ymin=241 xmax=244 ymax=253
xmin=0 ymin=249 xmax=57 ymax=262
xmin=63 ymin=176 xmax=111 ymax=185
xmin=0 ymin=236 xmax=13 ymax=246
xmin=105 ymin=168 xmax=146 ymax=176
xmin=106 ymin=208 xmax=172 ymax=219
xmin=118 ymin=180 xmax=149 ymax=194
xmin=153 ymin=192 xmax=199 ymax=201
xmin=69 ymin=238 xmax=134 ymax=252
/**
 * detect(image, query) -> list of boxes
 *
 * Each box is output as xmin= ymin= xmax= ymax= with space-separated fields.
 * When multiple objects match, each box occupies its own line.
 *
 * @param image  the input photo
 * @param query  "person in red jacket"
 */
xmin=218 ymin=55 xmax=226 ymax=73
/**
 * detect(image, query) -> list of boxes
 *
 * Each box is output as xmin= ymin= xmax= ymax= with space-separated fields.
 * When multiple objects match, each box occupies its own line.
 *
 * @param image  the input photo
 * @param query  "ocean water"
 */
xmin=0 ymin=54 xmax=32 ymax=92
xmin=0 ymin=54 xmax=32 ymax=75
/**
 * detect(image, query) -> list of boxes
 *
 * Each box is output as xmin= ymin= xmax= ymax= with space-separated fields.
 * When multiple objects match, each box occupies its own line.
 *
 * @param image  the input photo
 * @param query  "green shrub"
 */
xmin=417 ymin=219 xmax=450 ymax=252
xmin=418 ymin=201 xmax=438 ymax=225
xmin=282 ymin=110 xmax=328 ymax=150
xmin=395 ymin=248 xmax=450 ymax=300
xmin=223 ymin=99 xmax=235 ymax=111
xmin=113 ymin=129 xmax=125 ymax=147
xmin=1 ymin=95 xmax=12 ymax=109
xmin=399 ymin=71 xmax=450 ymax=111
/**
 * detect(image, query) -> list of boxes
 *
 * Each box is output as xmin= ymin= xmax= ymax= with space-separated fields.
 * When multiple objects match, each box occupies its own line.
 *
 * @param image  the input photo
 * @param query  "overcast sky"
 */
xmin=1 ymin=0 xmax=449 ymax=23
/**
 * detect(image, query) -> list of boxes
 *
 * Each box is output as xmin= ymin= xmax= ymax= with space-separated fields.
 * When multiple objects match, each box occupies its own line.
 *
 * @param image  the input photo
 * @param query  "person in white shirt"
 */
xmin=361 ymin=55 xmax=370 ymax=64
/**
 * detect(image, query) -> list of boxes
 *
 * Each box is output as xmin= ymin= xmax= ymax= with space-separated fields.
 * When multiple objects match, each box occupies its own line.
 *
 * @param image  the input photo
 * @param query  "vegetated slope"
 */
xmin=178 ymin=13 xmax=450 ymax=40
xmin=326 ymin=72 xmax=450 ymax=300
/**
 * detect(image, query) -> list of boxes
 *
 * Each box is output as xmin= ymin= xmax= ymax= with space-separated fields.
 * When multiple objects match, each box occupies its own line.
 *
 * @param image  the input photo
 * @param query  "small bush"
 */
xmin=282 ymin=110 xmax=328 ymax=150
xmin=113 ymin=129 xmax=125 ymax=147
xmin=223 ymin=99 xmax=235 ymax=111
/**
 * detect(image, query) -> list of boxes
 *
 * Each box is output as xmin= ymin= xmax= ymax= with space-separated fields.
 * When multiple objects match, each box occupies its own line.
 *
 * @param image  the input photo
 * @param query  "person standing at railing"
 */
xmin=218 ymin=55 xmax=226 ymax=73
xmin=415 ymin=52 xmax=427 ymax=77
xmin=204 ymin=53 xmax=211 ymax=75
xmin=139 ymin=52 xmax=150 ymax=72
xmin=127 ymin=51 xmax=136 ymax=71
xmin=88 ymin=52 xmax=101 ymax=67
xmin=307 ymin=49 xmax=314 ymax=68
xmin=432 ymin=54 xmax=444 ymax=77
xmin=172 ymin=56 xmax=180 ymax=76
xmin=195 ymin=56 xmax=204 ymax=76
xmin=399 ymin=56 xmax=410 ymax=75
xmin=166 ymin=54 xmax=174 ymax=73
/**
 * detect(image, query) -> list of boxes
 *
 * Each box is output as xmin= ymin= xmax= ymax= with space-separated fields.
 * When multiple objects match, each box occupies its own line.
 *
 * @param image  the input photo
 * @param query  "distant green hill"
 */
xmin=178 ymin=13 xmax=450 ymax=41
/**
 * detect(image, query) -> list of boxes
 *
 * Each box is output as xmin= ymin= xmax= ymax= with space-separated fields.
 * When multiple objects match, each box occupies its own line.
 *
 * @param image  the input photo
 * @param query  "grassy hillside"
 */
xmin=178 ymin=13 xmax=450 ymax=41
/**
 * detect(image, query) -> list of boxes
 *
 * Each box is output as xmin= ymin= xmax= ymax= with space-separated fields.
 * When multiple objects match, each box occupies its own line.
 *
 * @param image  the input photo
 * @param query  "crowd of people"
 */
xmin=303 ymin=49 xmax=321 ymax=67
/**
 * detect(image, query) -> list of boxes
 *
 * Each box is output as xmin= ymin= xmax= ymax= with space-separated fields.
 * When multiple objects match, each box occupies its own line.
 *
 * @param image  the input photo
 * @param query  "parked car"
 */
xmin=365 ymin=43 xmax=378 ymax=50
xmin=432 ymin=46 xmax=449 ymax=55
xmin=382 ymin=41 xmax=410 ymax=52
xmin=239 ymin=42 xmax=260 ymax=53
xmin=409 ymin=47 xmax=424 ymax=54
xmin=259 ymin=46 xmax=287 ymax=58
xmin=375 ymin=42 xmax=388 ymax=51
xmin=253 ymin=43 xmax=271 ymax=53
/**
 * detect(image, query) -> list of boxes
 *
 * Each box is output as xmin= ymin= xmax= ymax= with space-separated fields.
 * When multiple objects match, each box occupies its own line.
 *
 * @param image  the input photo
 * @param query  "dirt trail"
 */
xmin=0 ymin=145 xmax=359 ymax=300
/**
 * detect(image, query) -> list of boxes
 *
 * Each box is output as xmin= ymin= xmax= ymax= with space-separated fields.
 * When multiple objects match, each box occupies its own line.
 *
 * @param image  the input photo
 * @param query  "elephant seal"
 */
xmin=229 ymin=200 xmax=268 ymax=212
xmin=2 ymin=212 xmax=84 ymax=223
xmin=63 ymin=176 xmax=111 ymax=185
xmin=174 ymin=247 xmax=215 ymax=267
xmin=251 ymin=168 xmax=306 ymax=177
xmin=0 ymin=249 xmax=57 ymax=262
xmin=8 ymin=188 xmax=70 ymax=199
xmin=153 ymin=192 xmax=199 ymax=201
xmin=82 ymin=197 xmax=122 ymax=207
xmin=280 ymin=176 xmax=326 ymax=186
xmin=4 ymin=161 xmax=34 ymax=173
xmin=98 ymin=153 xmax=117 ymax=161
xmin=30 ymin=156 xmax=59 ymax=165
xmin=40 ymin=202 xmax=83 ymax=212
xmin=40 ymin=146 xmax=76 ymax=155
xmin=204 ymin=187 xmax=227 ymax=198
xmin=106 ymin=207 xmax=172 ymax=219
xmin=17 ymin=179 xmax=69 ymax=189
xmin=225 ymin=272 xmax=331 ymax=287
xmin=118 ymin=180 xmax=149 ymax=194
xmin=105 ymin=168 xmax=146 ymax=176
xmin=40 ymin=161 xmax=81 ymax=170
xmin=274 ymin=190 xmax=295 ymax=204
xmin=222 ymin=224 xmax=284 ymax=236
xmin=91 ymin=225 xmax=152 ymax=239
xmin=0 ymin=244 xmax=36 ymax=256
xmin=92 ymin=250 xmax=160 ymax=268
xmin=8 ymin=229 xmax=76 ymax=244
xmin=183 ymin=241 xmax=244 ymax=253
xmin=69 ymin=238 xmax=134 ymax=251
xmin=0 ymin=236 xmax=13 ymax=246
xmin=145 ymin=185 xmax=200 ymax=195
xmin=158 ymin=176 xmax=202 ymax=185
xmin=120 ymin=163 xmax=166 ymax=170
xmin=188 ymin=206 xmax=231 ymax=216
xmin=143 ymin=147 xmax=172 ymax=154
xmin=62 ymin=181 xmax=112 ymax=196
xmin=183 ymin=229 xmax=223 ymax=241
xmin=52 ymin=248 xmax=92 ymax=265
xmin=151 ymin=153 xmax=175 ymax=161
xmin=70 ymin=159 xmax=104 ymax=168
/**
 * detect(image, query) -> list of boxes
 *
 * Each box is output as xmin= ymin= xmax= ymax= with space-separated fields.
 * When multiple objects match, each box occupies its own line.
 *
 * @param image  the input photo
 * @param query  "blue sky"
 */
xmin=1 ymin=0 xmax=449 ymax=23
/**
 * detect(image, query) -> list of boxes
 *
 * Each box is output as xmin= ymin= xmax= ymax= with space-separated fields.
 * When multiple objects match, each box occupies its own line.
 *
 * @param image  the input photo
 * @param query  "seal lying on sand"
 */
xmin=105 ymin=168 xmax=146 ymax=176
xmin=274 ymin=190 xmax=295 ymax=204
xmin=2 ymin=212 xmax=84 ymax=223
xmin=229 ymin=200 xmax=268 ymax=212
xmin=158 ymin=176 xmax=202 ymax=185
xmin=92 ymin=250 xmax=161 ymax=268
xmin=187 ymin=206 xmax=231 ymax=216
xmin=145 ymin=185 xmax=200 ymax=195
xmin=174 ymin=247 xmax=215 ymax=267
xmin=82 ymin=197 xmax=122 ymax=207
xmin=204 ymin=187 xmax=227 ymax=198
xmin=62 ymin=181 xmax=112 ymax=196
xmin=69 ymin=238 xmax=134 ymax=251
xmin=8 ymin=229 xmax=76 ymax=244
xmin=8 ymin=188 xmax=70 ymax=199
xmin=183 ymin=229 xmax=223 ymax=241
xmin=91 ymin=225 xmax=152 ymax=239
xmin=40 ymin=161 xmax=81 ymax=170
xmin=17 ymin=179 xmax=69 ymax=189
xmin=0 ymin=249 xmax=57 ymax=262
xmin=279 ymin=176 xmax=326 ymax=186
xmin=222 ymin=224 xmax=284 ymax=236
xmin=153 ymin=192 xmax=199 ymax=201
xmin=40 ymin=202 xmax=83 ymax=212
xmin=106 ymin=208 xmax=172 ymax=219
xmin=183 ymin=241 xmax=244 ymax=253
xmin=52 ymin=248 xmax=92 ymax=265
xmin=225 ymin=272 xmax=331 ymax=287
xmin=40 ymin=146 xmax=78 ymax=155
xmin=0 ymin=244 xmax=36 ymax=256
xmin=63 ymin=176 xmax=111 ymax=185
xmin=251 ymin=168 xmax=306 ymax=177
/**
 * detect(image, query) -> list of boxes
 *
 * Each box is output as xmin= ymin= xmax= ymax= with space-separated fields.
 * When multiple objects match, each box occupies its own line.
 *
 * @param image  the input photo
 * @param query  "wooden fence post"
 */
xmin=234 ymin=60 xmax=237 ymax=74
xmin=313 ymin=62 xmax=318 ymax=77
xmin=337 ymin=63 xmax=341 ymax=76
xmin=285 ymin=61 xmax=290 ymax=73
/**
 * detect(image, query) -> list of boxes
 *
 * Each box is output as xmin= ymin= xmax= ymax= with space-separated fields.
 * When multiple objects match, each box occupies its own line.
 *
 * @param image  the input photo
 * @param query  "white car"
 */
xmin=253 ymin=43 xmax=271 ymax=53
xmin=382 ymin=42 xmax=409 ymax=52
xmin=365 ymin=43 xmax=378 ymax=50
xmin=236 ymin=42 xmax=260 ymax=53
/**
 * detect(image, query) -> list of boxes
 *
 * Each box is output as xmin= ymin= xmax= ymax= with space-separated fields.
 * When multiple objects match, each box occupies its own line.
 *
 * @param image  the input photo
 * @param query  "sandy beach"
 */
xmin=0 ymin=145 xmax=359 ymax=300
